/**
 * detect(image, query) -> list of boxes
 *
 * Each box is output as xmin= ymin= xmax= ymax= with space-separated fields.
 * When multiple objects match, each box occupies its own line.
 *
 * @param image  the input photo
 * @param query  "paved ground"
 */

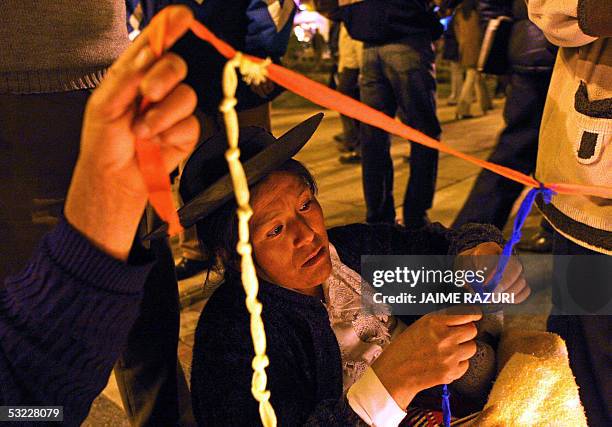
xmin=86 ymin=94 xmax=550 ymax=423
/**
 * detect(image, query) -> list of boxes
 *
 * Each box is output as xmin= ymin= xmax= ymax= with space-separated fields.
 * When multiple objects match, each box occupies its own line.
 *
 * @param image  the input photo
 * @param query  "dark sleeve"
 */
xmin=578 ymin=0 xmax=612 ymax=37
xmin=191 ymin=306 xmax=365 ymax=426
xmin=328 ymin=222 xmax=503 ymax=263
xmin=0 ymin=217 xmax=152 ymax=425
xmin=477 ymin=0 xmax=513 ymax=21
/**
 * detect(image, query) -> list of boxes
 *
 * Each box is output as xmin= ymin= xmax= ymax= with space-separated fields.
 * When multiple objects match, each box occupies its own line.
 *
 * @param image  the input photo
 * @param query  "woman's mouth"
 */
xmin=302 ymin=246 xmax=326 ymax=268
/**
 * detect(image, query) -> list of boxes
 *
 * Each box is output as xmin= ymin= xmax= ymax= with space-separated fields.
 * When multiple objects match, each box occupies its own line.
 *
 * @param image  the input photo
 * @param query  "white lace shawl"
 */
xmin=322 ymin=244 xmax=406 ymax=392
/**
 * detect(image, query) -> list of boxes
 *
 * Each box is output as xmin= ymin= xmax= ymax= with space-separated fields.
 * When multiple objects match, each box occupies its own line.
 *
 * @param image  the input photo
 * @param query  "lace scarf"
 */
xmin=322 ymin=244 xmax=405 ymax=392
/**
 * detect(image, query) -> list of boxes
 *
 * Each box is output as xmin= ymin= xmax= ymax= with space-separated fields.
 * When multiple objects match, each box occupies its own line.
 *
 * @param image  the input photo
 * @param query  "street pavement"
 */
xmin=86 ymin=96 xmax=550 ymax=423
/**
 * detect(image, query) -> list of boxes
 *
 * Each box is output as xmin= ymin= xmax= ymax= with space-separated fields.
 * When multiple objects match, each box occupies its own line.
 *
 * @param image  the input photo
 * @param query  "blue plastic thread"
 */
xmin=442 ymin=384 xmax=452 ymax=427
xmin=441 ymin=185 xmax=555 ymax=426
xmin=472 ymin=185 xmax=555 ymax=295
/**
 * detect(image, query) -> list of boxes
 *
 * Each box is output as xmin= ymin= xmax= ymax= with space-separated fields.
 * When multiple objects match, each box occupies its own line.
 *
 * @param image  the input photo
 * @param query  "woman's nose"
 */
xmin=293 ymin=218 xmax=316 ymax=247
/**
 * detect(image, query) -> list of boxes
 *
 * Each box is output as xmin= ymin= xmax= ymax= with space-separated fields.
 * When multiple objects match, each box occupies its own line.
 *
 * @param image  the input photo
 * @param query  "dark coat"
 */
xmin=190 ymin=222 xmax=502 ymax=425
xmin=316 ymin=0 xmax=443 ymax=44
xmin=478 ymin=0 xmax=557 ymax=73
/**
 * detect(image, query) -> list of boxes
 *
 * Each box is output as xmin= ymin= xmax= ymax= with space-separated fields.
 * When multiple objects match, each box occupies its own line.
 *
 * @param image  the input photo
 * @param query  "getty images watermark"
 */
xmin=360 ymin=254 xmax=612 ymax=316
xmin=370 ymin=265 xmax=515 ymax=305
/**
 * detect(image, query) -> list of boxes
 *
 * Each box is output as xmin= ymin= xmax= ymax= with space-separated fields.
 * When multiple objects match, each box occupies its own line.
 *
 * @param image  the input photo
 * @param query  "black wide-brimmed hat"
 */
xmin=146 ymin=113 xmax=323 ymax=240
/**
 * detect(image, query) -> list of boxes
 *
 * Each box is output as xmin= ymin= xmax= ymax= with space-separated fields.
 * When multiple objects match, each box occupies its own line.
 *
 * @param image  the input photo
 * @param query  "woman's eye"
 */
xmin=267 ymin=225 xmax=283 ymax=237
xmin=299 ymin=200 xmax=312 ymax=211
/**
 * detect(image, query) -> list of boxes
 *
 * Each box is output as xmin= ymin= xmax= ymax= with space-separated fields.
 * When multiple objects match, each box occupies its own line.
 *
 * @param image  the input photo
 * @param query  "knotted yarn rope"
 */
xmin=219 ymin=52 xmax=277 ymax=427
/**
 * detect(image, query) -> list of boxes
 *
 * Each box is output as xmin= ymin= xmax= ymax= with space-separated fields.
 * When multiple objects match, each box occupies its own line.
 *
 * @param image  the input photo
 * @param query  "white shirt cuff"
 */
xmin=346 ymin=366 xmax=406 ymax=427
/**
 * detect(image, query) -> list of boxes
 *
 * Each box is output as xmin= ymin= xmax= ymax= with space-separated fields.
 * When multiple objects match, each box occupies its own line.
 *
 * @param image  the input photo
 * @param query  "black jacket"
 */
xmin=317 ymin=0 xmax=443 ymax=44
xmin=478 ymin=0 xmax=557 ymax=73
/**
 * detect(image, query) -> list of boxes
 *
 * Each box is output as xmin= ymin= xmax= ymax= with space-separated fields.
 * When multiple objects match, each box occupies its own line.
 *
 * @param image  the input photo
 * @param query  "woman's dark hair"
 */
xmin=195 ymin=159 xmax=317 ymax=272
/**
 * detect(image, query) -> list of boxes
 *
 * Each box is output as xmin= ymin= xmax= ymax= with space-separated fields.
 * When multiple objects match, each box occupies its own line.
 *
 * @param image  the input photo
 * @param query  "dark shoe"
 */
xmin=339 ymin=152 xmax=361 ymax=164
xmin=175 ymin=258 xmax=207 ymax=281
xmin=516 ymin=229 xmax=553 ymax=253
xmin=455 ymin=113 xmax=474 ymax=120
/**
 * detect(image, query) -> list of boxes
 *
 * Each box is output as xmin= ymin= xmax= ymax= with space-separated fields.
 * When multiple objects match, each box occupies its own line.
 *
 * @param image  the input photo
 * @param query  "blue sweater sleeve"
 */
xmin=0 ymin=217 xmax=153 ymax=426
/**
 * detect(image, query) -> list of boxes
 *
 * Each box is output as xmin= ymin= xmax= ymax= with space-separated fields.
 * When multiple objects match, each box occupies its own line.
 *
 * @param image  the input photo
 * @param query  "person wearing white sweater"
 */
xmin=528 ymin=1 xmax=611 ymax=425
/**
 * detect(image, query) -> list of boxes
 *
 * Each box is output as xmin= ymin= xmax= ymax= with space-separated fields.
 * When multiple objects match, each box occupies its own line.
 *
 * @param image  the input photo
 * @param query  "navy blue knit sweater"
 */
xmin=191 ymin=222 xmax=502 ymax=426
xmin=0 ymin=218 xmax=153 ymax=426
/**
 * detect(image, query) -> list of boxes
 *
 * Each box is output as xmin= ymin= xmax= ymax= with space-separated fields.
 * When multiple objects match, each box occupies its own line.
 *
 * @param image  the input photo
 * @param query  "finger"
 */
xmin=88 ymin=6 xmax=193 ymax=118
xmin=139 ymin=53 xmax=188 ymax=103
xmin=447 ymin=322 xmax=478 ymax=344
xmin=491 ymin=259 xmax=523 ymax=292
xmin=87 ymin=46 xmax=156 ymax=120
xmin=450 ymin=359 xmax=470 ymax=382
xmin=440 ymin=305 xmax=483 ymax=325
xmin=503 ymin=275 xmax=527 ymax=296
xmin=512 ymin=282 xmax=531 ymax=303
xmin=158 ymin=115 xmax=200 ymax=171
xmin=133 ymin=83 xmax=196 ymax=139
xmin=455 ymin=340 xmax=478 ymax=361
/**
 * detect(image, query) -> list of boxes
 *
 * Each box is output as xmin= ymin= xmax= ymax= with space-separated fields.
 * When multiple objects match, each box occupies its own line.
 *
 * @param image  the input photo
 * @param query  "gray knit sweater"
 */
xmin=0 ymin=1 xmax=129 ymax=94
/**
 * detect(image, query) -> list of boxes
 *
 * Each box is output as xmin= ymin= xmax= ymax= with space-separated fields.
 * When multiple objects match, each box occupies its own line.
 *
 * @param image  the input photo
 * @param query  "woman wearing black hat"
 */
xmin=160 ymin=114 xmax=530 ymax=425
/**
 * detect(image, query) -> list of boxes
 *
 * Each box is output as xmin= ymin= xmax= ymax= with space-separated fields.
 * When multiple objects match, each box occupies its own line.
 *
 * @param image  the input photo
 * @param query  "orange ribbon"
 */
xmin=134 ymin=10 xmax=183 ymax=236
xmin=135 ymin=8 xmax=612 ymax=233
xmin=188 ymin=16 xmax=612 ymax=200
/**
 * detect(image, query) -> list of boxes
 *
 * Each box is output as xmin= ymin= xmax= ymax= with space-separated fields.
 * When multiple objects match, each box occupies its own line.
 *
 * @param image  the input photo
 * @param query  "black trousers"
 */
xmin=0 ymin=92 xmax=86 ymax=280
xmin=548 ymin=232 xmax=611 ymax=427
xmin=453 ymin=72 xmax=552 ymax=229
xmin=0 ymin=92 xmax=187 ymax=426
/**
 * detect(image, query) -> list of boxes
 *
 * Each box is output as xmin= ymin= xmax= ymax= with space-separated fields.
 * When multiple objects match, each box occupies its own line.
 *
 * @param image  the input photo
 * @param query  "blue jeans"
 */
xmin=359 ymin=36 xmax=441 ymax=225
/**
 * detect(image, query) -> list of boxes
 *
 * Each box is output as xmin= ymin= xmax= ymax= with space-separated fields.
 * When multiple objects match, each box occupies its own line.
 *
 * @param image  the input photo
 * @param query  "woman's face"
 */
xmin=249 ymin=172 xmax=332 ymax=295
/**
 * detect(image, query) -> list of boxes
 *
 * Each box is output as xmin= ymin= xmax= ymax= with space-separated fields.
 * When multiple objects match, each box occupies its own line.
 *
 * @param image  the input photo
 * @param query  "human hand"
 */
xmin=65 ymin=6 xmax=199 ymax=261
xmin=458 ymin=242 xmax=531 ymax=303
xmin=371 ymin=306 xmax=482 ymax=409
xmin=250 ymin=78 xmax=275 ymax=98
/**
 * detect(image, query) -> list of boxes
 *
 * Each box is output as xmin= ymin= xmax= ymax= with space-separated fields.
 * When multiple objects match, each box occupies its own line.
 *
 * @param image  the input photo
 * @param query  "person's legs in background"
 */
xmin=336 ymin=23 xmax=363 ymax=164
xmin=475 ymin=70 xmax=492 ymax=112
xmin=115 ymin=207 xmax=194 ymax=427
xmin=547 ymin=233 xmax=611 ymax=427
xmin=453 ymin=71 xmax=551 ymax=229
xmin=336 ymin=67 xmax=361 ymax=163
xmin=359 ymin=45 xmax=398 ymax=224
xmin=0 ymin=92 xmax=87 ymax=281
xmin=456 ymin=67 xmax=477 ymax=118
xmin=380 ymin=37 xmax=441 ymax=228
xmin=448 ymin=61 xmax=464 ymax=105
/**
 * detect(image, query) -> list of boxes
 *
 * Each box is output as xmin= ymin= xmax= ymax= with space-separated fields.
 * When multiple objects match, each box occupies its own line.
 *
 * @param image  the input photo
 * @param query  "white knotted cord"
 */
xmin=219 ymin=52 xmax=277 ymax=427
